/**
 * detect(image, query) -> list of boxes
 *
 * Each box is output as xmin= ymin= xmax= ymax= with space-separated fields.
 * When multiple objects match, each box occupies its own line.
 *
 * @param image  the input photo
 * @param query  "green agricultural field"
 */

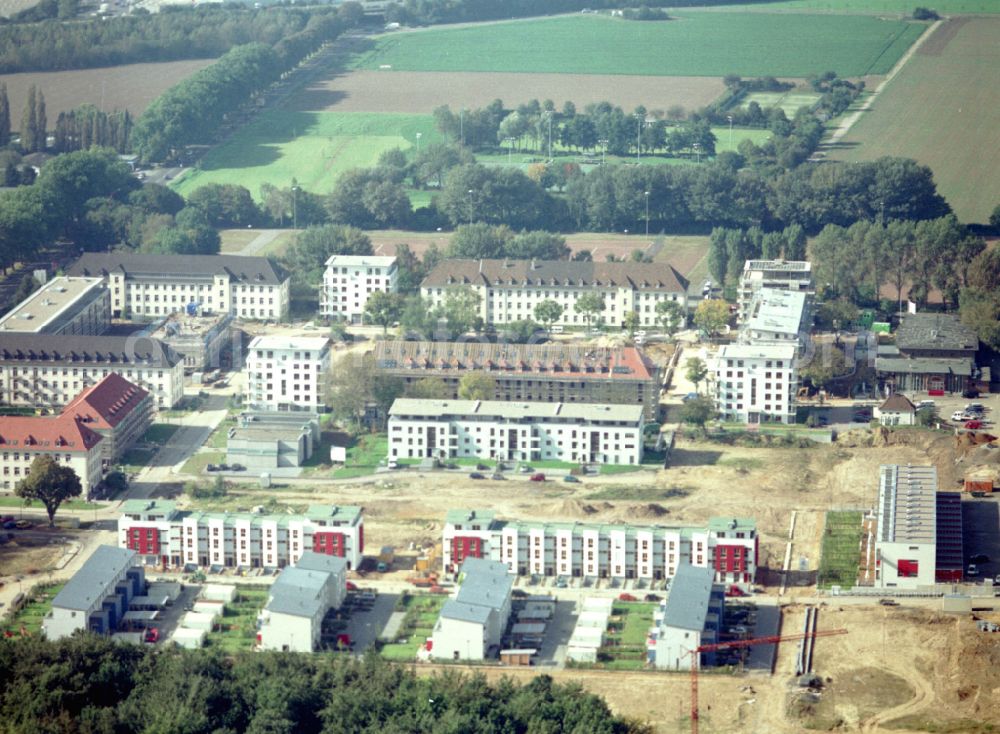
xmin=705 ymin=1 xmax=1000 ymax=13
xmin=817 ymin=511 xmax=863 ymax=589
xmin=740 ymin=91 xmax=822 ymax=117
xmin=173 ymin=111 xmax=441 ymax=201
xmin=353 ymin=13 xmax=925 ymax=78
xmin=830 ymin=17 xmax=1000 ymax=224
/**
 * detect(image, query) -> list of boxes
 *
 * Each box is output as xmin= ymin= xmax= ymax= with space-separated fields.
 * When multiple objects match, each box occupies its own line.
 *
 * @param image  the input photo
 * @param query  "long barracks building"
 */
xmin=442 ymin=510 xmax=758 ymax=587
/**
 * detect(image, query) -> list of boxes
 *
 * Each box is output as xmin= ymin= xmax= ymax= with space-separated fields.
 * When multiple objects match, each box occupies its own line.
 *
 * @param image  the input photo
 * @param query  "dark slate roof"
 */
xmin=456 ymin=558 xmax=513 ymax=612
xmin=660 ymin=565 xmax=717 ymax=632
xmin=440 ymin=599 xmax=492 ymax=624
xmin=875 ymin=357 xmax=973 ymax=376
xmin=896 ymin=313 xmax=978 ymax=353
xmin=294 ymin=551 xmax=348 ymax=576
xmin=68 ymin=253 xmax=288 ymax=286
xmin=878 ymin=394 xmax=916 ymax=413
xmin=421 ymin=259 xmax=689 ymax=292
xmin=52 ymin=546 xmax=136 ymax=611
xmin=0 ymin=334 xmax=180 ymax=367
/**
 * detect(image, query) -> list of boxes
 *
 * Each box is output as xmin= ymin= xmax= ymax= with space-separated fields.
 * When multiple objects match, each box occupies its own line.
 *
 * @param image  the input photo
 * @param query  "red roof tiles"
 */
xmin=0 ymin=414 xmax=102 ymax=452
xmin=61 ymin=373 xmax=150 ymax=430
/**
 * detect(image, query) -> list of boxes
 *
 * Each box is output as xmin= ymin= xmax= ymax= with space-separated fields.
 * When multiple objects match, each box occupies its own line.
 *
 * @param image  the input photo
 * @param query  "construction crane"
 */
xmin=687 ymin=627 xmax=848 ymax=734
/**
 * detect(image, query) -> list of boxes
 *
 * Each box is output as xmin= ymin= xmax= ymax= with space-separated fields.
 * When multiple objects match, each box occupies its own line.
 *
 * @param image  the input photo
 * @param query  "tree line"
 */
xmin=0 ymin=636 xmax=649 ymax=734
xmin=0 ymin=4 xmax=354 ymax=74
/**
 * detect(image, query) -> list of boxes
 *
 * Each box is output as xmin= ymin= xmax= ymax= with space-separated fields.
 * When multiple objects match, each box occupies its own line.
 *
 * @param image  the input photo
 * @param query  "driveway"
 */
xmin=342 ymin=592 xmax=398 ymax=655
xmin=535 ymin=599 xmax=577 ymax=668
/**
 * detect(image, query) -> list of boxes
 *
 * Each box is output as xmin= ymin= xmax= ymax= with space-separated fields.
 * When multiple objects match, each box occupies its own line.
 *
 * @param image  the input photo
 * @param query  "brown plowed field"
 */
xmin=0 ymin=58 xmax=216 ymax=120
xmin=290 ymin=69 xmax=725 ymax=114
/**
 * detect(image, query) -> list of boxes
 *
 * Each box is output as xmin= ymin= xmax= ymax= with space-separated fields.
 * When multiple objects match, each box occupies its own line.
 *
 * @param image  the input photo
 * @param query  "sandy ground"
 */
xmin=289 ymin=69 xmax=725 ymax=115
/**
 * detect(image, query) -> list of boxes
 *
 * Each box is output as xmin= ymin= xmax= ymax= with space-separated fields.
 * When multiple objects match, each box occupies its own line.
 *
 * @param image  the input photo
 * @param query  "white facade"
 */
xmin=432 ymin=558 xmax=512 ymax=661
xmin=875 ymin=465 xmax=938 ymax=589
xmin=258 ymin=553 xmax=347 ymax=652
xmin=433 ymin=607 xmax=491 ymax=661
xmin=118 ymin=500 xmax=363 ymax=570
xmin=388 ymin=399 xmax=644 ymax=466
xmin=713 ymin=344 xmax=797 ymax=425
xmin=0 ymin=414 xmax=105 ymax=496
xmin=0 ymin=277 xmax=110 ymax=336
xmin=443 ymin=510 xmax=758 ymax=585
xmin=737 ymin=259 xmax=812 ymax=322
xmin=244 ymin=336 xmax=331 ymax=413
xmin=874 ymin=395 xmax=917 ymax=426
xmin=320 ymin=255 xmax=398 ymax=324
xmin=420 ymin=259 xmax=689 ymax=329
xmin=739 ymin=289 xmax=809 ymax=353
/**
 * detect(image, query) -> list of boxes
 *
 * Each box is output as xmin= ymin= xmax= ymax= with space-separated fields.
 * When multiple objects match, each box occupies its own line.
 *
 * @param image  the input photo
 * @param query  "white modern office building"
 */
xmin=738 ymin=288 xmax=809 ymax=354
xmin=388 ymin=399 xmax=644 ymax=466
xmin=431 ymin=557 xmax=513 ymax=661
xmin=0 ymin=334 xmax=185 ymax=409
xmin=320 ymin=255 xmax=398 ymax=323
xmin=420 ymin=259 xmax=689 ymax=329
xmin=0 ymin=276 xmax=110 ymax=336
xmin=713 ymin=343 xmax=797 ymax=425
xmin=874 ymin=464 xmax=939 ymax=589
xmin=118 ymin=500 xmax=364 ymax=570
xmin=737 ymin=259 xmax=812 ymax=322
xmin=442 ymin=510 xmax=758 ymax=586
xmin=258 ymin=552 xmax=348 ymax=652
xmin=244 ymin=336 xmax=331 ymax=413
xmin=68 ymin=253 xmax=290 ymax=321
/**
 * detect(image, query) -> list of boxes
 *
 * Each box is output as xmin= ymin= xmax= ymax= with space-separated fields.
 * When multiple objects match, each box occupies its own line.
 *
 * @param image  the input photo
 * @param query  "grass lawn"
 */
xmin=704 ymin=0 xmax=1000 ymax=13
xmin=173 ymin=111 xmax=442 ymax=202
xmin=600 ymin=601 xmax=656 ymax=670
xmin=217 ymin=228 xmax=259 ymax=253
xmin=182 ymin=450 xmax=226 ymax=476
xmin=119 ymin=448 xmax=155 ymax=474
xmin=2 ymin=583 xmax=64 ymax=636
xmin=204 ymin=586 xmax=268 ymax=652
xmin=352 ymin=13 xmax=925 ymax=78
xmin=204 ymin=423 xmax=231 ymax=450
xmin=306 ymin=433 xmax=388 ymax=479
xmin=817 ymin=511 xmax=863 ymax=589
xmin=379 ymin=593 xmax=445 ymax=661
xmin=740 ymin=91 xmax=822 ymax=118
xmin=0 ymin=498 xmax=106 ymax=511
xmin=142 ymin=424 xmax=179 ymax=444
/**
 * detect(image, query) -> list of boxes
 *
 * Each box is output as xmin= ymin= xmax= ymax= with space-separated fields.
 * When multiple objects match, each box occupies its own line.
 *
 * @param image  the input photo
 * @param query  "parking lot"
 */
xmin=962 ymin=498 xmax=1000 ymax=583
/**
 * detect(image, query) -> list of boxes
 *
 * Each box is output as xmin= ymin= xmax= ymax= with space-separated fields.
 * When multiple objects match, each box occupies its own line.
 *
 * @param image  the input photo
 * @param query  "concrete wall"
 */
xmin=432 ymin=616 xmax=487 ymax=661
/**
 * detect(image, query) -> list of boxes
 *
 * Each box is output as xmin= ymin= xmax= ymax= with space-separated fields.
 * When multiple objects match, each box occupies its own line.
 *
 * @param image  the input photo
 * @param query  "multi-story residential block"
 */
xmin=118 ymin=500 xmax=364 ymax=570
xmin=373 ymin=341 xmax=662 ymax=420
xmin=388 ymin=398 xmax=644 ymax=466
xmin=432 ymin=557 xmax=513 ymax=661
xmin=875 ymin=464 xmax=963 ymax=588
xmin=149 ymin=313 xmax=234 ymax=371
xmin=738 ymin=288 xmax=809 ymax=354
xmin=0 ymin=276 xmax=110 ymax=336
xmin=43 ymin=546 xmax=144 ymax=640
xmin=244 ymin=336 xmax=331 ymax=413
xmin=420 ymin=259 xmax=688 ymax=329
xmin=650 ymin=565 xmax=724 ymax=670
xmin=61 ymin=373 xmax=154 ymax=468
xmin=0 ymin=334 xmax=184 ymax=409
xmin=442 ymin=510 xmax=758 ymax=586
xmin=320 ymin=255 xmax=398 ymax=324
xmin=67 ymin=252 xmax=290 ymax=321
xmin=737 ymin=259 xmax=812 ymax=322
xmin=875 ymin=312 xmax=983 ymax=394
xmin=258 ymin=552 xmax=347 ymax=652
xmin=0 ymin=413 xmax=104 ymax=496
xmin=713 ymin=344 xmax=797 ymax=425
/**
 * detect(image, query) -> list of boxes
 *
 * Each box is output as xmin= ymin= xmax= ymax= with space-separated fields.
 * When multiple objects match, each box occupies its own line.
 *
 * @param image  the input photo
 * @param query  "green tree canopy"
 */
xmin=364 ymin=291 xmax=404 ymax=334
xmin=458 ymin=372 xmax=497 ymax=401
xmin=693 ymin=299 xmax=729 ymax=337
xmin=15 ymin=455 xmax=83 ymax=526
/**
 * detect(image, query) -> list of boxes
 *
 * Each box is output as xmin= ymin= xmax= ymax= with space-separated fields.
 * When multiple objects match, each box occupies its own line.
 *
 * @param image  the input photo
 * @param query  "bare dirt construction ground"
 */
xmin=0 ymin=59 xmax=216 ymax=120
xmin=0 ymin=534 xmax=67 ymax=577
xmin=0 ymin=0 xmax=39 ymax=16
xmin=290 ymin=69 xmax=725 ymax=115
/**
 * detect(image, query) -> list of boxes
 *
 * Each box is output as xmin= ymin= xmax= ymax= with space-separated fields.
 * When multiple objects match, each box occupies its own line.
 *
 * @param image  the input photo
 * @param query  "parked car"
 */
xmin=555 ymin=577 xmax=568 ymax=588
xmin=468 ymin=472 xmax=485 ymax=480
xmin=217 ymin=463 xmax=230 ymax=471
xmin=2 ymin=521 xmax=16 ymax=530
xmin=618 ymin=593 xmax=638 ymax=602
xmin=643 ymin=593 xmax=662 ymax=602
xmin=562 ymin=474 xmax=580 ymax=483
xmin=14 ymin=520 xmax=31 ymax=529
xmin=206 ymin=464 xmax=218 ymax=472
xmin=965 ymin=420 xmax=984 ymax=430
xmin=951 ymin=411 xmax=972 ymax=422
xmin=230 ymin=463 xmax=245 ymax=472
xmin=0 ymin=515 xmax=13 ymax=523
xmin=725 ymin=585 xmax=747 ymax=597
xmin=519 ymin=465 xmax=533 ymax=474
xmin=144 ymin=628 xmax=159 ymax=643
xmin=490 ymin=472 xmax=506 ymax=481
xmin=346 ymin=581 xmax=358 ymax=592
xmin=878 ymin=599 xmax=899 ymax=607
xmin=963 ymin=388 xmax=981 ymax=399
xmin=968 ymin=563 xmax=979 ymax=576
xmin=682 ymin=392 xmax=699 ymax=403
xmin=530 ymin=473 xmax=546 ymax=482
xmin=970 ymin=553 xmax=990 ymax=564
xmin=966 ymin=403 xmax=986 ymax=414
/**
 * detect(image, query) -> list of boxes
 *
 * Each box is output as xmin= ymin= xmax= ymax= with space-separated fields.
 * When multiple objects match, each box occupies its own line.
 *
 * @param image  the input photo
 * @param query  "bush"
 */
xmin=913 ymin=7 xmax=940 ymax=20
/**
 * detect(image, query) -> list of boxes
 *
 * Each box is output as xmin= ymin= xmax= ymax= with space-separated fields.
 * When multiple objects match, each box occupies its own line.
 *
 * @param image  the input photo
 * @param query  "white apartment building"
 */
xmin=0 ymin=413 xmax=105 ymax=496
xmin=320 ymin=255 xmax=398 ymax=324
xmin=0 ymin=276 xmax=110 ymax=336
xmin=443 ymin=510 xmax=758 ymax=586
xmin=739 ymin=288 xmax=809 ymax=354
xmin=388 ymin=399 xmax=644 ymax=466
xmin=432 ymin=557 xmax=513 ymax=662
xmin=0 ymin=334 xmax=185 ymax=408
xmin=43 ymin=546 xmax=143 ymax=640
xmin=713 ymin=343 xmax=797 ymax=424
xmin=651 ymin=565 xmax=724 ymax=671
xmin=68 ymin=253 xmax=290 ymax=321
xmin=737 ymin=259 xmax=812 ymax=322
xmin=118 ymin=500 xmax=364 ymax=570
xmin=420 ymin=259 xmax=689 ymax=329
xmin=258 ymin=552 xmax=347 ymax=652
xmin=244 ymin=336 xmax=331 ymax=413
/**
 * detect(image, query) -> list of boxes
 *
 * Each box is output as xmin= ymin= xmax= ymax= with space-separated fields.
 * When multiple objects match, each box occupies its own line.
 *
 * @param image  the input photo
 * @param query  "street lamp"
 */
xmin=636 ymin=114 xmax=643 ymax=163
xmin=291 ymin=185 xmax=299 ymax=230
xmin=598 ymin=138 xmax=608 ymax=166
xmin=504 ymin=136 xmax=515 ymax=166
xmin=644 ymin=190 xmax=650 ymax=236
xmin=727 ymin=114 xmax=734 ymax=149
xmin=693 ymin=142 xmax=701 ymax=164
xmin=467 ymin=189 xmax=474 ymax=225
xmin=415 ymin=132 xmax=422 ymax=153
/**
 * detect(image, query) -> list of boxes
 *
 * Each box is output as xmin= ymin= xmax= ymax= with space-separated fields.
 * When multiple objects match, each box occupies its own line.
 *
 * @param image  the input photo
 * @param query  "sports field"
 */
xmin=173 ymin=111 xmax=441 ymax=200
xmin=829 ymin=17 xmax=1000 ymax=224
xmin=353 ymin=13 xmax=925 ymax=78
xmin=740 ymin=91 xmax=822 ymax=117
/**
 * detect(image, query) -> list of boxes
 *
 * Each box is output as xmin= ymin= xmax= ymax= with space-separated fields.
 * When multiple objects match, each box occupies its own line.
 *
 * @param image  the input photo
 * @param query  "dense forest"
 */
xmin=0 ymin=4 xmax=357 ymax=74
xmin=0 ymin=636 xmax=650 ymax=734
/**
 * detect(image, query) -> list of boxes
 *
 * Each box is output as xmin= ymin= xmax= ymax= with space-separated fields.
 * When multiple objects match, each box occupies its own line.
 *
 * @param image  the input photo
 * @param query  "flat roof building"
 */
xmin=374 ymin=341 xmax=662 ymax=420
xmin=321 ymin=255 xmax=398 ymax=324
xmin=714 ymin=343 xmax=798 ymax=425
xmin=737 ymin=259 xmax=812 ymax=322
xmin=0 ymin=276 xmax=110 ymax=336
xmin=739 ymin=289 xmax=809 ymax=353
xmin=148 ymin=313 xmax=234 ymax=371
xmin=245 ymin=336 xmax=331 ymax=413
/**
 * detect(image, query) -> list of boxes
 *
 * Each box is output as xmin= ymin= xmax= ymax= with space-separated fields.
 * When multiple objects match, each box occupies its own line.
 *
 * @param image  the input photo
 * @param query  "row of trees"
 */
xmin=0 ymin=637 xmax=648 ymax=734
xmin=0 ymin=4 xmax=354 ymax=73
xmin=53 ymin=105 xmax=133 ymax=154
xmin=707 ymin=224 xmax=808 ymax=286
xmin=383 ymin=0 xmax=736 ymax=26
xmin=16 ymin=85 xmax=46 ymax=154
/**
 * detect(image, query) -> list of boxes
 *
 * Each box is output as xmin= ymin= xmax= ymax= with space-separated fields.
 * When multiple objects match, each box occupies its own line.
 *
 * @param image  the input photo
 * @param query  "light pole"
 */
xmin=598 ymin=138 xmax=608 ymax=166
xmin=727 ymin=114 xmax=734 ymax=149
xmin=460 ymin=108 xmax=464 ymax=145
xmin=504 ymin=136 xmax=515 ymax=166
xmin=636 ymin=114 xmax=643 ymax=163
xmin=547 ymin=114 xmax=553 ymax=160
xmin=415 ymin=132 xmax=422 ymax=153
xmin=644 ymin=190 xmax=650 ymax=236
xmin=693 ymin=142 xmax=701 ymax=164
xmin=291 ymin=185 xmax=299 ymax=230
xmin=467 ymin=189 xmax=474 ymax=225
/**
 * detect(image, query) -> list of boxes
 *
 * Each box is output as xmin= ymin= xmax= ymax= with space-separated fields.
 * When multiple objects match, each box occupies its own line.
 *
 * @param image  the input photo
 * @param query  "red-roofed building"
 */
xmin=0 ymin=414 xmax=104 ymax=496
xmin=61 ymin=374 xmax=153 ymax=467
